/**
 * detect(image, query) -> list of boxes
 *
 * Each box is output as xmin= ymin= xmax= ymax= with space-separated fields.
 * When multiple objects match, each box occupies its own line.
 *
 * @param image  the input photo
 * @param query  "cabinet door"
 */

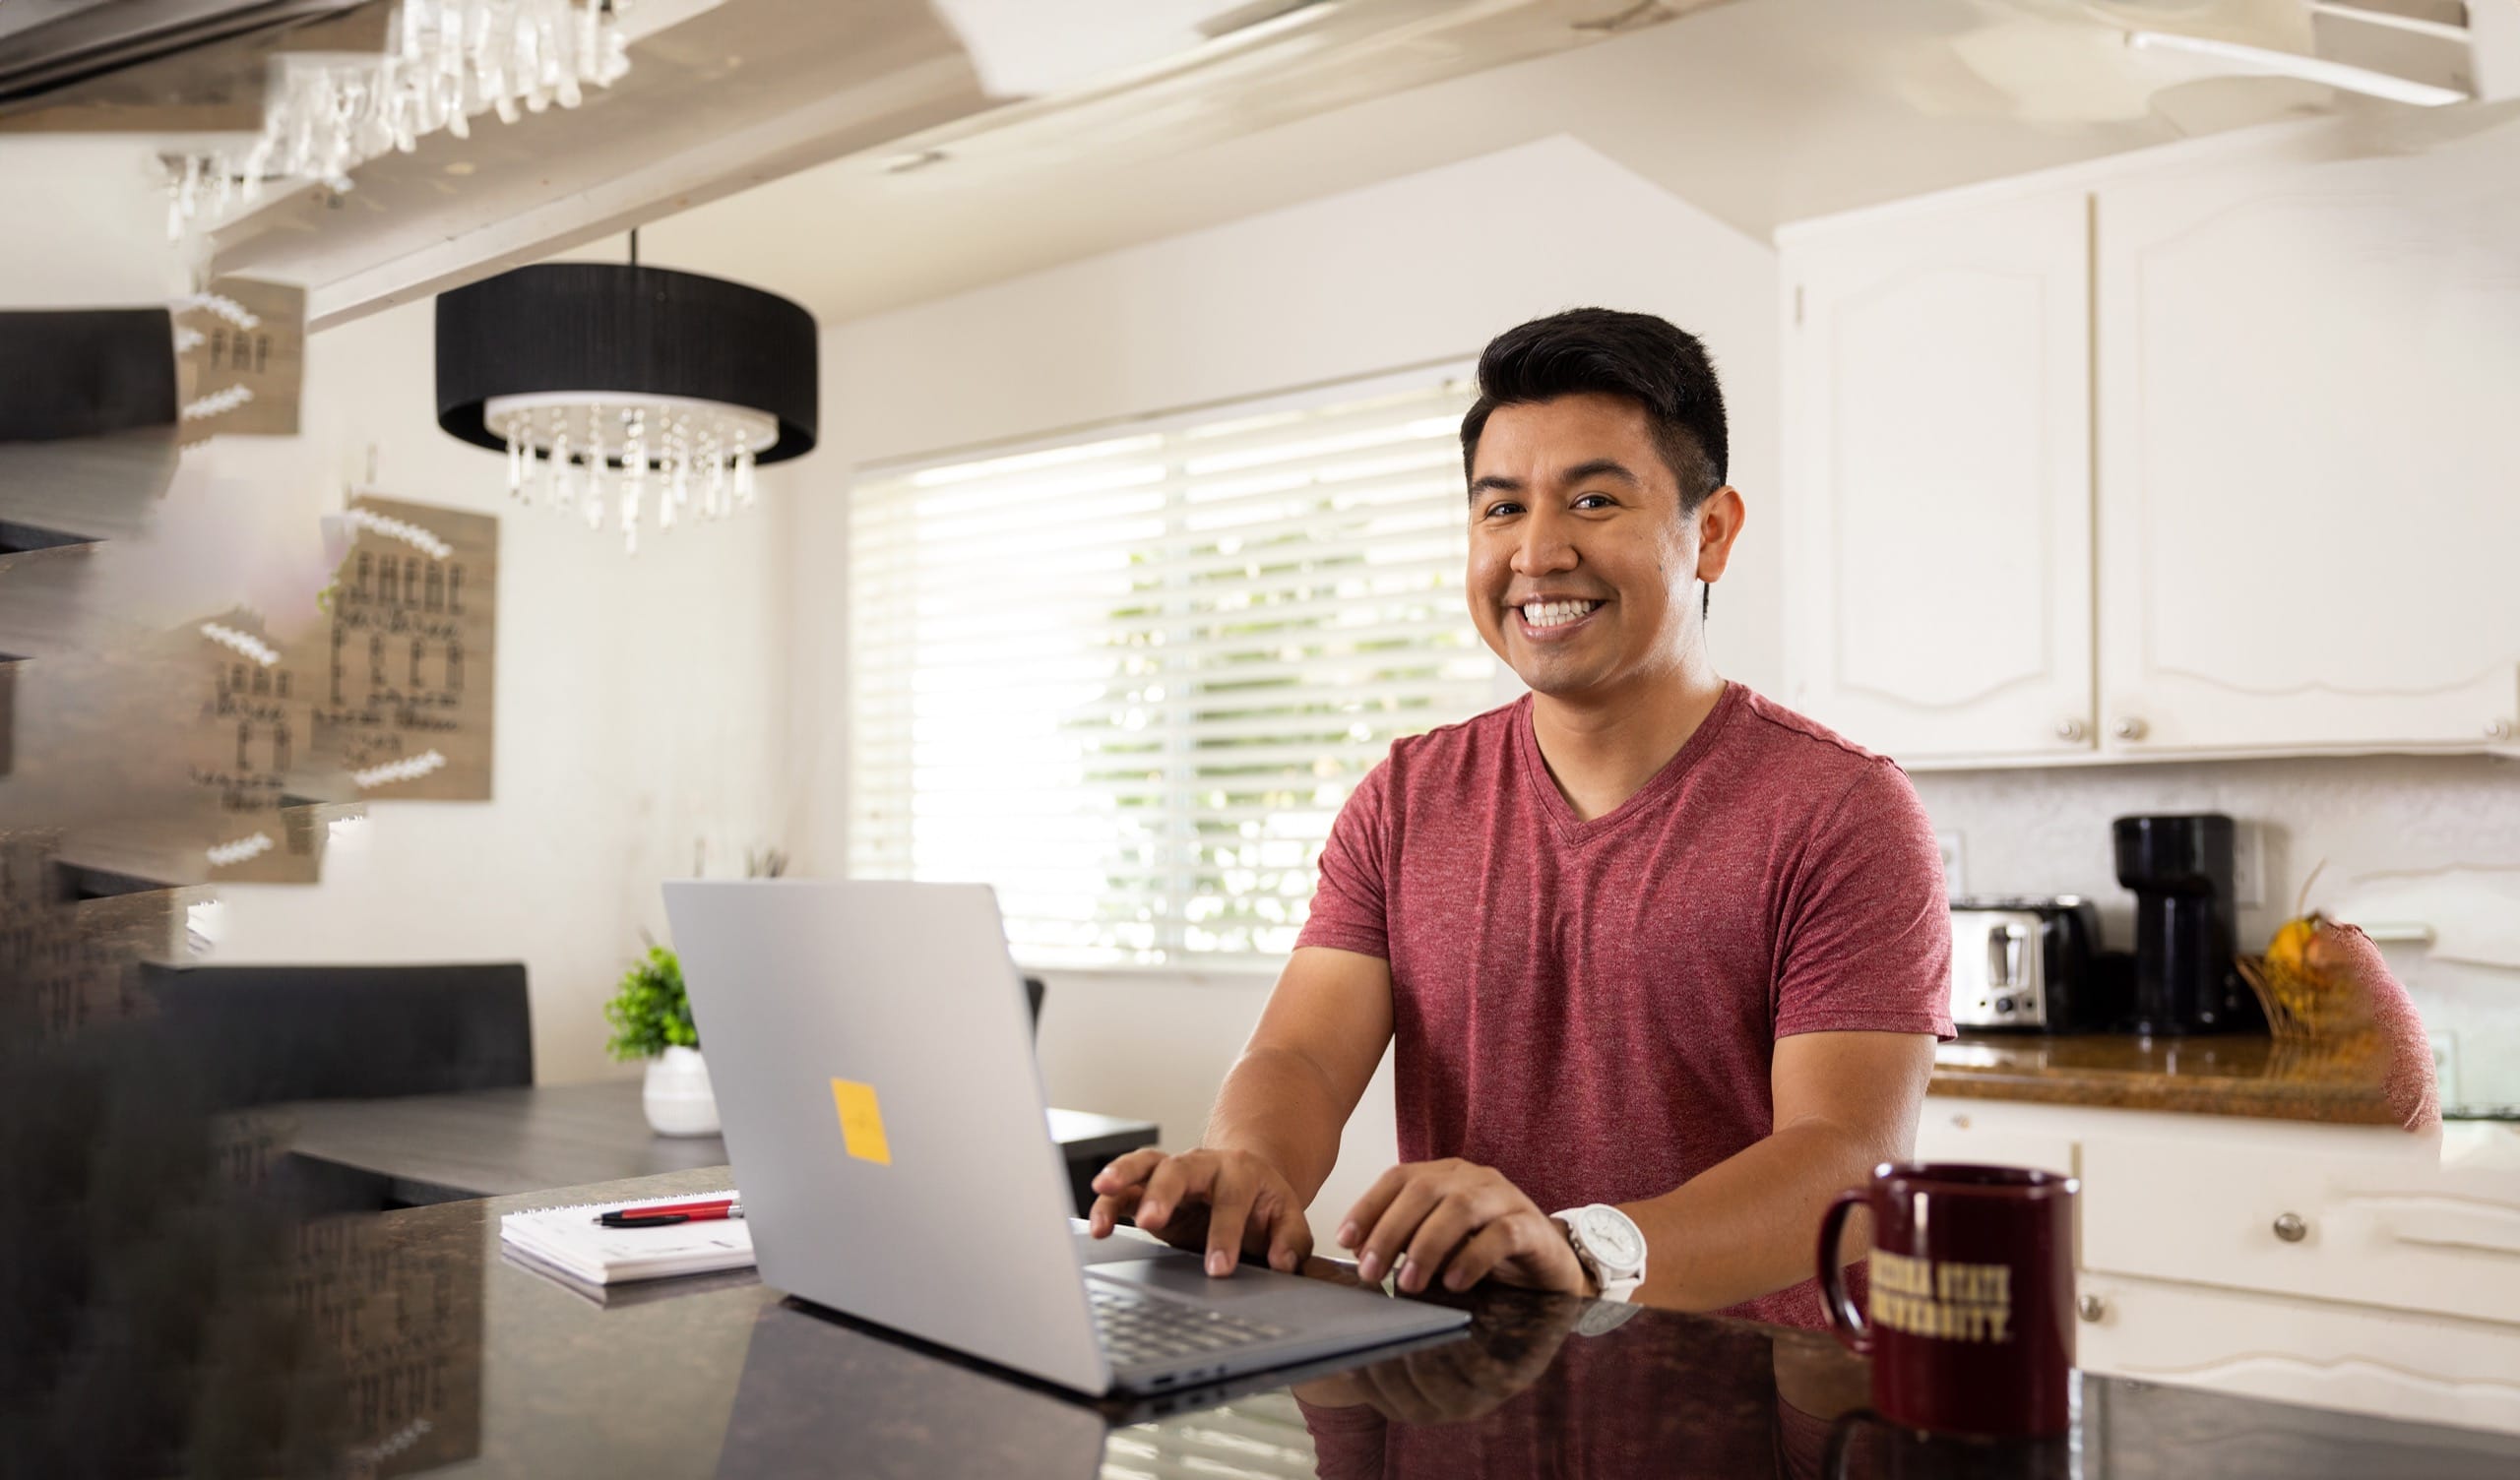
xmin=1782 ymin=192 xmax=2095 ymax=761
xmin=2095 ymin=154 xmax=2520 ymax=754
xmin=2078 ymin=1273 xmax=2520 ymax=1438
xmin=1915 ymin=1095 xmax=2078 ymax=1178
xmin=2080 ymin=1126 xmax=2520 ymax=1327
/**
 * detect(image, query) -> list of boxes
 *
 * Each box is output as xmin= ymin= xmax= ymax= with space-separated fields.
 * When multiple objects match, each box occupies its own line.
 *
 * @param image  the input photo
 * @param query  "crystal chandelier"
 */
xmin=434 ymin=249 xmax=819 ymax=555
xmin=165 ymin=0 xmax=632 ymax=239
xmin=482 ymin=393 xmax=770 ymax=551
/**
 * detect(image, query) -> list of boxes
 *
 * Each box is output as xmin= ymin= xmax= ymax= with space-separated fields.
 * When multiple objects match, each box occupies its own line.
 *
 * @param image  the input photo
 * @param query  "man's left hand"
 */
xmin=1338 ymin=1159 xmax=1592 ymax=1297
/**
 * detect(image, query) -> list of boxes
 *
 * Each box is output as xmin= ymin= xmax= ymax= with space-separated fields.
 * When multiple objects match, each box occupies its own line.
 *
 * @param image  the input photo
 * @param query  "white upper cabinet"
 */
xmin=2093 ymin=152 xmax=2520 ymax=755
xmin=1781 ymin=192 xmax=2095 ymax=761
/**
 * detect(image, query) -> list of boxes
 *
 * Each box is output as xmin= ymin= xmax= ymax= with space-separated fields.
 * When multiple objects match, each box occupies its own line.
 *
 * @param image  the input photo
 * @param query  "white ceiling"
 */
xmin=639 ymin=0 xmax=2364 ymax=325
xmin=208 ymin=0 xmax=1706 ymax=327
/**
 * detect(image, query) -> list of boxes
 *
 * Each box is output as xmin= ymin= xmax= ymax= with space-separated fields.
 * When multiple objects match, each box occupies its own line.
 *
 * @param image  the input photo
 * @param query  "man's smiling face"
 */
xmin=1467 ymin=392 xmax=1704 ymax=703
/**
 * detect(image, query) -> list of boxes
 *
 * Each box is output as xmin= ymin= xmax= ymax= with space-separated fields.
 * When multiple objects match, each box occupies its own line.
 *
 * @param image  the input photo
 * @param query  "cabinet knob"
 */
xmin=2054 ymin=717 xmax=2088 ymax=742
xmin=2490 ymin=719 xmax=2515 ymax=742
xmin=2111 ymin=716 xmax=2149 ymax=742
xmin=2272 ymin=1212 xmax=2308 ymax=1243
xmin=2077 ymin=1293 xmax=2107 ymax=1323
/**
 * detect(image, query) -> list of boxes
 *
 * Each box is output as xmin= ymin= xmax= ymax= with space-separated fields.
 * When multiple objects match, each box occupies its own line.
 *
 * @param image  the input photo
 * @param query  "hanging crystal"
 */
xmin=547 ymin=428 xmax=571 ymax=514
xmin=505 ymin=425 xmax=525 ymax=499
xmin=582 ymin=451 xmax=604 ymax=530
xmin=733 ymin=432 xmax=756 ymax=509
xmin=621 ymin=411 xmax=648 ymax=527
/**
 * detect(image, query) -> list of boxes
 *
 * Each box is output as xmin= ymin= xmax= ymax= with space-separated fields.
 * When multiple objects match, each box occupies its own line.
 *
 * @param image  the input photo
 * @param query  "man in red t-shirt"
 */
xmin=1087 ymin=308 xmax=1952 ymax=1327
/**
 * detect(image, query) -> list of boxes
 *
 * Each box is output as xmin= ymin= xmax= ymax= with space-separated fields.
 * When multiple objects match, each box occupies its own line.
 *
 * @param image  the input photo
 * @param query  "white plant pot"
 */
xmin=642 ymin=1046 xmax=720 ymax=1137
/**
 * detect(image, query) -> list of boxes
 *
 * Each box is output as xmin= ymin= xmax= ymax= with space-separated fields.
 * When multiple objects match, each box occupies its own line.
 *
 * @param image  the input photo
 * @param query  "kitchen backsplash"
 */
xmin=1908 ymin=753 xmax=2520 ymax=1111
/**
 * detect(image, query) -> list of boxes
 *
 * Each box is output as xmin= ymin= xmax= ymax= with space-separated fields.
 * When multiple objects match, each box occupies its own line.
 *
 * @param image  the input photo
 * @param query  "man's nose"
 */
xmin=1511 ymin=508 xmax=1577 ymax=575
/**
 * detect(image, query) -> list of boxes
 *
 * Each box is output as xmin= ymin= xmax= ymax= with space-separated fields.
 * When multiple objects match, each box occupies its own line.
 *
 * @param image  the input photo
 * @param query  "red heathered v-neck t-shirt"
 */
xmin=1294 ymin=681 xmax=1954 ymax=1329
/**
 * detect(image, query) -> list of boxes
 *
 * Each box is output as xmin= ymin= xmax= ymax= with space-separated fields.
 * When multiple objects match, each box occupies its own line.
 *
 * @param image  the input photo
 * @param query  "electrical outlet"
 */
xmin=2231 ymin=822 xmax=2265 ymax=909
xmin=1936 ymin=832 xmax=1967 ymax=898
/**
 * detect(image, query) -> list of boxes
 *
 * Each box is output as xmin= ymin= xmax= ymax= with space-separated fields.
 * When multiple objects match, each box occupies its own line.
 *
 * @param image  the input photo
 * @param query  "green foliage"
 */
xmin=603 ymin=946 xmax=696 ymax=1061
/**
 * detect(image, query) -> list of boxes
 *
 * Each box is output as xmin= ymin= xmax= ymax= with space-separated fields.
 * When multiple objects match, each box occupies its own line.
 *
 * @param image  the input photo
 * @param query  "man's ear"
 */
xmin=1694 ymin=486 xmax=1746 ymax=583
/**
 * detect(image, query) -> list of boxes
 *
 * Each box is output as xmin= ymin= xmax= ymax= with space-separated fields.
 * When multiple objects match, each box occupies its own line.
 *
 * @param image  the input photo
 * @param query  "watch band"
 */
xmin=1551 ymin=1204 xmax=1646 ymax=1304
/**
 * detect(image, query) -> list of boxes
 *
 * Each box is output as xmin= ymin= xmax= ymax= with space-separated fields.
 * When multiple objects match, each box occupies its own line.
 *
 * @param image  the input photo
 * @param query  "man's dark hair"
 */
xmin=1459 ymin=307 xmax=1729 ymax=513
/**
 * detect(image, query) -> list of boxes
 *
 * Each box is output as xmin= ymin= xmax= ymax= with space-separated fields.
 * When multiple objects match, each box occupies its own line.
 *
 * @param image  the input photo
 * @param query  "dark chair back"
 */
xmin=135 ymin=961 xmax=534 ymax=1109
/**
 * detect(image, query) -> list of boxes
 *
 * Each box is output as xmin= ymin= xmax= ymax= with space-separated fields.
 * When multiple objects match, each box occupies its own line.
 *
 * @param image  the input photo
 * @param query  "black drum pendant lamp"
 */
xmin=435 ymin=238 xmax=816 ymax=554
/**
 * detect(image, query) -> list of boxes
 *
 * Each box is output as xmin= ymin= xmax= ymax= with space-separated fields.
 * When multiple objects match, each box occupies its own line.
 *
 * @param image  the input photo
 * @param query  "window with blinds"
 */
xmin=848 ymin=368 xmax=1496 ymax=970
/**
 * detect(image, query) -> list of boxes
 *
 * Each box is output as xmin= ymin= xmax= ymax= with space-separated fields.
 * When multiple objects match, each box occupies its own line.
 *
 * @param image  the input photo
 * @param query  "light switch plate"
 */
xmin=1937 ymin=832 xmax=1967 ymax=897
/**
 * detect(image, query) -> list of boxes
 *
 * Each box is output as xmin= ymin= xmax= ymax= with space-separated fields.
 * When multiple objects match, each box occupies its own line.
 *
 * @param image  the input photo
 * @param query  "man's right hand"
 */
xmin=1087 ymin=1146 xmax=1315 ymax=1278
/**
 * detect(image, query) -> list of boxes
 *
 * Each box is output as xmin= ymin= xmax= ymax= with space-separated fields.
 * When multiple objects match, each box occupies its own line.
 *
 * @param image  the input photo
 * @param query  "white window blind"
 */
xmin=848 ymin=368 xmax=1494 ymax=970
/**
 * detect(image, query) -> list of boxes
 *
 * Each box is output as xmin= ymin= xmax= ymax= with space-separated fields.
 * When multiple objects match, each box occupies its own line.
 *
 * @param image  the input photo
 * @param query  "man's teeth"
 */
xmin=1521 ymin=599 xmax=1601 ymax=629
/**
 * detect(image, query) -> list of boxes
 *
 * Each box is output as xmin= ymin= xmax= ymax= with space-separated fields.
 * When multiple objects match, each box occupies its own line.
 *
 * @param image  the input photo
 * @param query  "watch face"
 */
xmin=1581 ymin=1207 xmax=1644 ymax=1267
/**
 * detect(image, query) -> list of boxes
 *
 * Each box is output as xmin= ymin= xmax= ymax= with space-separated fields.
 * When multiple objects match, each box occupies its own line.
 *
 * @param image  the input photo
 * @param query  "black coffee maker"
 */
xmin=2112 ymin=813 xmax=2263 ymax=1035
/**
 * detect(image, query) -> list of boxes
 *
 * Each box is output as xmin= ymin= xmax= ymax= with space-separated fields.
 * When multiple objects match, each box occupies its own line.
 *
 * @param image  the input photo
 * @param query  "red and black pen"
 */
xmin=597 ymin=1199 xmax=744 ymax=1228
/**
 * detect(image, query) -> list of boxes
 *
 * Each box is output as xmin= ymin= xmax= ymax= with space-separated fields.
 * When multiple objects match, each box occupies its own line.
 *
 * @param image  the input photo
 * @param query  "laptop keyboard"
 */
xmin=1087 ymin=1281 xmax=1289 ymax=1368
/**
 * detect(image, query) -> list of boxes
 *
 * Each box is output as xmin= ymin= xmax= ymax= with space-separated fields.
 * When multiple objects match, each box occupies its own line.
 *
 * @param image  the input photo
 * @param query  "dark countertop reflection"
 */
xmin=320 ymin=1169 xmax=2520 ymax=1479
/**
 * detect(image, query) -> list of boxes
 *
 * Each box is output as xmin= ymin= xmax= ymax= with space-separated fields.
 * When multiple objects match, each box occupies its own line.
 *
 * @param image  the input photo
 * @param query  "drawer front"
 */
xmin=2078 ymin=1272 xmax=2520 ymax=1437
xmin=2080 ymin=1137 xmax=2520 ymax=1326
xmin=1913 ymin=1100 xmax=2078 ymax=1178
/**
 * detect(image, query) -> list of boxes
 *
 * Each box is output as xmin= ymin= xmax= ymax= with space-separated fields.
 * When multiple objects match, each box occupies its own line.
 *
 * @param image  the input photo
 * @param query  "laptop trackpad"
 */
xmin=1086 ymin=1255 xmax=1316 ymax=1308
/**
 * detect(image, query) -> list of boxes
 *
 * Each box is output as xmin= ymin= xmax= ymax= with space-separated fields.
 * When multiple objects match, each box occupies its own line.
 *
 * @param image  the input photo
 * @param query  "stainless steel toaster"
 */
xmin=1948 ymin=895 xmax=2104 ymax=1032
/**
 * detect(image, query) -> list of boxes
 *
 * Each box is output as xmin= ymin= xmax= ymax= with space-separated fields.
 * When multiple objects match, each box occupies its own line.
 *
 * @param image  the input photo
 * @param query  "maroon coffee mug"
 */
xmin=1816 ymin=1162 xmax=2079 ymax=1439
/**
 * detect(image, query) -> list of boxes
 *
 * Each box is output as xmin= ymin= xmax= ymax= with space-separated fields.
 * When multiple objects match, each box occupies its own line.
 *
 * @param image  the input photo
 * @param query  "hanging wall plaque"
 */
xmin=173 ymin=278 xmax=305 ymax=444
xmin=314 ymin=496 xmax=497 ymax=802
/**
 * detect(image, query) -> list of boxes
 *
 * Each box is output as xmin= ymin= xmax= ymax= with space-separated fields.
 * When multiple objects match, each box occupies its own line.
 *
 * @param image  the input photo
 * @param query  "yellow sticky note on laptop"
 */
xmin=831 ymin=1079 xmax=892 ymax=1165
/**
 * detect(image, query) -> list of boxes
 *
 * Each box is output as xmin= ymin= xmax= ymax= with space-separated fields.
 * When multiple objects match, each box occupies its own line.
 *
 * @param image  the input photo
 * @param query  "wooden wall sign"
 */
xmin=192 ymin=609 xmax=322 ymax=886
xmin=314 ymin=496 xmax=496 ymax=803
xmin=174 ymin=278 xmax=305 ymax=444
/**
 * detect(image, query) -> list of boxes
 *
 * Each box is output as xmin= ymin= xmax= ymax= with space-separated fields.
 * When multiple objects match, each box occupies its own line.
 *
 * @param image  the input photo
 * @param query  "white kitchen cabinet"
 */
xmin=2093 ymin=155 xmax=2520 ymax=756
xmin=1780 ymin=130 xmax=2520 ymax=767
xmin=1915 ymin=1095 xmax=2520 ymax=1435
xmin=2077 ymin=1273 xmax=2520 ymax=1438
xmin=1912 ymin=1097 xmax=2079 ymax=1178
xmin=2080 ymin=1122 xmax=2520 ymax=1327
xmin=1778 ymin=191 xmax=2097 ymax=762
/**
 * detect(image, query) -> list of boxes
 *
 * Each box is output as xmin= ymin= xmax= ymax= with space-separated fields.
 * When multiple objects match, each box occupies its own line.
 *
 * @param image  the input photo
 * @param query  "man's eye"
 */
xmin=1574 ymin=493 xmax=1616 ymax=510
xmin=1481 ymin=501 xmax=1524 ymax=519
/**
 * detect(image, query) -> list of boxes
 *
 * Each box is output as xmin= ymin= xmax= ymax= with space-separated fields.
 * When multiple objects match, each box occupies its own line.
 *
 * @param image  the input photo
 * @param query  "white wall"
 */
xmin=193 ymin=300 xmax=796 ymax=1085
xmin=788 ymin=135 xmax=1784 ymax=1237
xmin=0 ymin=139 xmax=189 ymax=306
xmin=0 ymin=138 xmax=791 ymax=1084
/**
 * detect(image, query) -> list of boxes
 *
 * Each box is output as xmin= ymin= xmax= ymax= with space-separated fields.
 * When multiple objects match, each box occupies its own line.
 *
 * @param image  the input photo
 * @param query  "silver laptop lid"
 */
xmin=663 ymin=879 xmax=1112 ymax=1393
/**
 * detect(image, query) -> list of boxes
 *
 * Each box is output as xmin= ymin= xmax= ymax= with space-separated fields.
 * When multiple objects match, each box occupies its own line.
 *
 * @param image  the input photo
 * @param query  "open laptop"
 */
xmin=662 ymin=879 xmax=1470 ymax=1397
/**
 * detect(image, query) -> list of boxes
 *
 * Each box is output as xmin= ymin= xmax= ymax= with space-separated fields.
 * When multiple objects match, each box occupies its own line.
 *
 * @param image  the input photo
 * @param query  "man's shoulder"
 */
xmin=1724 ymin=686 xmax=1903 ymax=784
xmin=1383 ymin=696 xmax=1525 ymax=771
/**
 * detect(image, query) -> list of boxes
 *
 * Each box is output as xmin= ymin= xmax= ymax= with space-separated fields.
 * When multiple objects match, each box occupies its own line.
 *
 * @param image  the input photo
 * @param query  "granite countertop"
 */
xmin=1929 ymin=1033 xmax=2402 ymax=1125
xmin=265 ymin=1167 xmax=2520 ymax=1477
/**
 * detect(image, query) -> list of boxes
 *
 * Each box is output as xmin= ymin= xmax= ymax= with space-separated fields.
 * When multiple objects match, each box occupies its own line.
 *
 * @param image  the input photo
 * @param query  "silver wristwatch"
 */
xmin=1550 ymin=1202 xmax=1647 ymax=1303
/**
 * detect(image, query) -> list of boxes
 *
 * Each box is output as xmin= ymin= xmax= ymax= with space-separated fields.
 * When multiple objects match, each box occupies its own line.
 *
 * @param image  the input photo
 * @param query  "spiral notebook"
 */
xmin=498 ymin=1191 xmax=753 ymax=1286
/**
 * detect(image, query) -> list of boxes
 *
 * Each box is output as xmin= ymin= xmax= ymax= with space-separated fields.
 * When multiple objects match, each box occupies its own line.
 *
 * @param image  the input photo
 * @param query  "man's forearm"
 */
xmin=1618 ymin=1116 xmax=1900 ymax=1311
xmin=1202 ymin=1046 xmax=1353 ymax=1204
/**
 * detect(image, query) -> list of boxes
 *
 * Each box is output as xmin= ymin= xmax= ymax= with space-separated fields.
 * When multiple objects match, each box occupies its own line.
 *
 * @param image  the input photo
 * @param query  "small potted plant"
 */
xmin=605 ymin=944 xmax=718 ymax=1137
